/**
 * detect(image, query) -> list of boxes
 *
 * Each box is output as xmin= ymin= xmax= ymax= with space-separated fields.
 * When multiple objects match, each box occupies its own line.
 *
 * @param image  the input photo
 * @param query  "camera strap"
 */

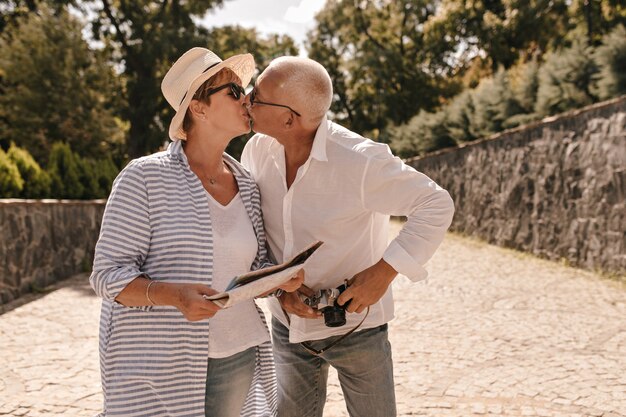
xmin=281 ymin=305 xmax=370 ymax=356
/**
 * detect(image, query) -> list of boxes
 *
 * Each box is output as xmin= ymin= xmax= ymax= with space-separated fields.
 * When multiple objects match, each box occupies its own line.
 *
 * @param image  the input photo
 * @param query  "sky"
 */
xmin=200 ymin=0 xmax=327 ymax=56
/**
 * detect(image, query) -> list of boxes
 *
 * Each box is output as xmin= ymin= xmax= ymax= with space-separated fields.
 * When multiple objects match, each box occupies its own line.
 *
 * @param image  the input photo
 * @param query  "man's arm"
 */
xmin=338 ymin=143 xmax=455 ymax=312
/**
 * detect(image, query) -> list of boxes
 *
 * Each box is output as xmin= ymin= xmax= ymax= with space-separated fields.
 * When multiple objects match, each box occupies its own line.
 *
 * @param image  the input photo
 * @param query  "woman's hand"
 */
xmin=170 ymin=283 xmax=222 ymax=322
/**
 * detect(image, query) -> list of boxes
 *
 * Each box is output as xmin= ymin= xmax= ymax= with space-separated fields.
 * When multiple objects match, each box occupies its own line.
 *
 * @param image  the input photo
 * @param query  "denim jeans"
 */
xmin=205 ymin=347 xmax=256 ymax=417
xmin=272 ymin=318 xmax=396 ymax=417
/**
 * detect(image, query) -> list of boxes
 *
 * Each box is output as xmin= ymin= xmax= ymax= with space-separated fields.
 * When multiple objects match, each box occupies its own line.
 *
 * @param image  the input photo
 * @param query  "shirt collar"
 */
xmin=167 ymin=140 xmax=187 ymax=164
xmin=309 ymin=115 xmax=329 ymax=162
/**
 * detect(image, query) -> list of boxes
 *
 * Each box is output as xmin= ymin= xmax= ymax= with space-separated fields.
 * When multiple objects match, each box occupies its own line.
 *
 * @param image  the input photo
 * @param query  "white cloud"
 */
xmin=284 ymin=0 xmax=326 ymax=24
xmin=199 ymin=0 xmax=326 ymax=55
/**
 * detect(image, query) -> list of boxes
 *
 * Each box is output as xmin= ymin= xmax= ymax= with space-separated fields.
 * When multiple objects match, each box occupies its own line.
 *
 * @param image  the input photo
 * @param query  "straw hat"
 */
xmin=161 ymin=47 xmax=255 ymax=140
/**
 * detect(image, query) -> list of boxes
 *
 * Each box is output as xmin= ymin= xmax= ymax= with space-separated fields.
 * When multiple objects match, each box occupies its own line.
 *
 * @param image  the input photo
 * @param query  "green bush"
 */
xmin=446 ymin=90 xmax=479 ymax=144
xmin=47 ymin=142 xmax=84 ymax=199
xmin=0 ymin=148 xmax=24 ymax=197
xmin=46 ymin=142 xmax=120 ymax=199
xmin=508 ymin=58 xmax=541 ymax=115
xmin=7 ymin=143 xmax=51 ymax=198
xmin=592 ymin=25 xmax=626 ymax=100
xmin=94 ymin=157 xmax=120 ymax=197
xmin=77 ymin=158 xmax=103 ymax=199
xmin=535 ymin=40 xmax=599 ymax=117
xmin=471 ymin=68 xmax=524 ymax=137
xmin=389 ymin=110 xmax=456 ymax=159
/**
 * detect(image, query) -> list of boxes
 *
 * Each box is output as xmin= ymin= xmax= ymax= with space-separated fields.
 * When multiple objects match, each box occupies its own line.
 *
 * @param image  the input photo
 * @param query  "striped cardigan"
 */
xmin=90 ymin=140 xmax=277 ymax=416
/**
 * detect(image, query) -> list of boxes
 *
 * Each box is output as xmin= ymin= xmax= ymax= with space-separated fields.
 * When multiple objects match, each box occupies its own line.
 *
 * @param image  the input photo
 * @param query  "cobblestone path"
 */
xmin=1 ymin=227 xmax=624 ymax=416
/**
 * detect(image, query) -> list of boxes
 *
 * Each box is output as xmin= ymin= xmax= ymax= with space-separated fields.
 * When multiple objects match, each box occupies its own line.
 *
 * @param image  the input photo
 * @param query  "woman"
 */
xmin=90 ymin=48 xmax=302 ymax=417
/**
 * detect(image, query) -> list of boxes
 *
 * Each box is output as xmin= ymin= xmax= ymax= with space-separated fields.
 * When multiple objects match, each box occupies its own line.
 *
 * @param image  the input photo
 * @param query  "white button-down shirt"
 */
xmin=242 ymin=117 xmax=455 ymax=342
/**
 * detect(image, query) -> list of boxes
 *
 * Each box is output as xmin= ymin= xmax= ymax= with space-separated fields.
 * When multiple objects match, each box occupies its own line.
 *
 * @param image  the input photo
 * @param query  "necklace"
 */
xmin=199 ymin=161 xmax=227 ymax=186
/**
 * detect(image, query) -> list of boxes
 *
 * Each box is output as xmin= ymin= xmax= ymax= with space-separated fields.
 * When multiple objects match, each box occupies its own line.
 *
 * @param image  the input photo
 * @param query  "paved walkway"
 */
xmin=1 ymin=225 xmax=625 ymax=416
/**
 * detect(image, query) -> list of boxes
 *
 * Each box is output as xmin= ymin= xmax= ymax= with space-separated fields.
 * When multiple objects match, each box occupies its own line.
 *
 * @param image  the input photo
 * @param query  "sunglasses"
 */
xmin=199 ymin=82 xmax=246 ymax=100
xmin=249 ymin=87 xmax=301 ymax=117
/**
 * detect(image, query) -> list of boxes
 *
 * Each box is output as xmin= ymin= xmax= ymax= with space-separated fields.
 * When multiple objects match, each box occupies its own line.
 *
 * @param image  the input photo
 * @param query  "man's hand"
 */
xmin=170 ymin=283 xmax=222 ymax=322
xmin=337 ymin=259 xmax=397 ymax=314
xmin=277 ymin=285 xmax=322 ymax=319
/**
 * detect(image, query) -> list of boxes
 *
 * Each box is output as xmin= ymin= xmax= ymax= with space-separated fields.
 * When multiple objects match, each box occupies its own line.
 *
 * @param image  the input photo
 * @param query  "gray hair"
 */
xmin=265 ymin=56 xmax=333 ymax=122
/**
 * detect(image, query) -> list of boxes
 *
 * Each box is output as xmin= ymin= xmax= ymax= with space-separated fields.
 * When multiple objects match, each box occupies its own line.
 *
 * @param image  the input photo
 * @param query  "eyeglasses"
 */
xmin=198 ymin=82 xmax=246 ymax=100
xmin=249 ymin=87 xmax=301 ymax=117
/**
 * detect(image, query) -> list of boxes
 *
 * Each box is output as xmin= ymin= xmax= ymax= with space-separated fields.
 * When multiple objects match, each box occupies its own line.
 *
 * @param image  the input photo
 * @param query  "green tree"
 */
xmin=471 ymin=69 xmax=524 ymax=135
xmin=86 ymin=0 xmax=222 ymax=158
xmin=87 ymin=1 xmax=300 ymax=158
xmin=93 ymin=157 xmax=119 ymax=197
xmin=592 ymin=24 xmax=626 ymax=100
xmin=0 ymin=0 xmax=75 ymax=34
xmin=0 ymin=5 xmax=124 ymax=164
xmin=206 ymin=25 xmax=298 ymax=74
xmin=47 ymin=142 xmax=83 ymax=199
xmin=7 ymin=142 xmax=50 ymax=198
xmin=307 ymin=0 xmax=457 ymax=136
xmin=423 ymin=0 xmax=570 ymax=73
xmin=389 ymin=109 xmax=456 ymax=158
xmin=0 ymin=147 xmax=23 ymax=197
xmin=567 ymin=0 xmax=626 ymax=45
xmin=446 ymin=90 xmax=479 ymax=144
xmin=535 ymin=40 xmax=599 ymax=117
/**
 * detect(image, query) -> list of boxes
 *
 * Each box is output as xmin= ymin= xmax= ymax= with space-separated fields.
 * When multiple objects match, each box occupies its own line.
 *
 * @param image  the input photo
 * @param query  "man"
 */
xmin=241 ymin=57 xmax=454 ymax=417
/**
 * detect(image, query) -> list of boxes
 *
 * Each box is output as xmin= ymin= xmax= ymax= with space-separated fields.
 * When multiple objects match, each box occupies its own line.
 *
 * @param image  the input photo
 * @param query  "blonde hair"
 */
xmin=182 ymin=68 xmax=240 ymax=133
xmin=266 ymin=57 xmax=333 ymax=122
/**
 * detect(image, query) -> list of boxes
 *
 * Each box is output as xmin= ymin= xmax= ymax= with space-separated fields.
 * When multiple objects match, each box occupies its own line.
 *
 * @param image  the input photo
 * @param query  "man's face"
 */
xmin=245 ymin=71 xmax=299 ymax=137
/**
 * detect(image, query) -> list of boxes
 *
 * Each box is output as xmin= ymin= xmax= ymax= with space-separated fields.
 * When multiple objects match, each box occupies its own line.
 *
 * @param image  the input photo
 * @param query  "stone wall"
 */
xmin=1 ymin=98 xmax=624 ymax=305
xmin=0 ymin=200 xmax=105 ymax=304
xmin=408 ymin=96 xmax=626 ymax=275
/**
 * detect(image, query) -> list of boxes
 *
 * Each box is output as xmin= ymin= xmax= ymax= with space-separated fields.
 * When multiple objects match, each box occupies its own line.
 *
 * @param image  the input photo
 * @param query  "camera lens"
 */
xmin=322 ymin=306 xmax=346 ymax=327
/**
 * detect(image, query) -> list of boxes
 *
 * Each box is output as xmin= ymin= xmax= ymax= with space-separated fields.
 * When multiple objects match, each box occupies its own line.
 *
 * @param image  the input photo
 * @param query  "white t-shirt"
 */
xmin=206 ymin=191 xmax=270 ymax=358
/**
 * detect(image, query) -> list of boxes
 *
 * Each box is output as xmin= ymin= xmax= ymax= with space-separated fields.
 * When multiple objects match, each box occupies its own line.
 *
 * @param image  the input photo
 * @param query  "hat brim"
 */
xmin=168 ymin=53 xmax=255 ymax=141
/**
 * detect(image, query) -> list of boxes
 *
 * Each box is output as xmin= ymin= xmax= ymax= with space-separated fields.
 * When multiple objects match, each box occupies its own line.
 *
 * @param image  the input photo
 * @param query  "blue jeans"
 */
xmin=205 ymin=347 xmax=256 ymax=417
xmin=272 ymin=318 xmax=396 ymax=417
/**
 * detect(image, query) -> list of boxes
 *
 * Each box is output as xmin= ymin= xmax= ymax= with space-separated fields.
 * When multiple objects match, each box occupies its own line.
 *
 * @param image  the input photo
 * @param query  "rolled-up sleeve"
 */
xmin=89 ymin=161 xmax=151 ymax=301
xmin=361 ymin=145 xmax=455 ymax=281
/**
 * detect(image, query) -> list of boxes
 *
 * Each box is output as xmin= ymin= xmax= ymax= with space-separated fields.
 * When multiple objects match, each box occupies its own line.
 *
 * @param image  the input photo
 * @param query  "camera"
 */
xmin=301 ymin=283 xmax=349 ymax=327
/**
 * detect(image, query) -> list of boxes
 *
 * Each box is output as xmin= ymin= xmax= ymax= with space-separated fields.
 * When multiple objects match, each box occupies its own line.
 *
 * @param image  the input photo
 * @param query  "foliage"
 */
xmin=535 ymin=40 xmax=599 ymax=117
xmin=88 ymin=0 xmax=299 ymax=158
xmin=389 ymin=110 xmax=455 ymax=159
xmin=47 ymin=142 xmax=84 ymax=199
xmin=0 ymin=0 xmax=74 ymax=34
xmin=46 ymin=142 xmax=120 ymax=199
xmin=93 ymin=157 xmax=120 ymax=197
xmin=567 ymin=0 xmax=626 ymax=45
xmin=508 ymin=57 xmax=541 ymax=116
xmin=445 ymin=90 xmax=478 ymax=144
xmin=422 ymin=0 xmax=570 ymax=72
xmin=471 ymin=69 xmax=524 ymax=136
xmin=0 ymin=147 xmax=23 ymax=197
xmin=206 ymin=26 xmax=299 ymax=74
xmin=389 ymin=28 xmax=625 ymax=158
xmin=592 ymin=25 xmax=626 ymax=100
xmin=7 ymin=142 xmax=50 ymax=198
xmin=307 ymin=0 xmax=458 ymax=136
xmin=0 ymin=5 xmax=125 ymax=164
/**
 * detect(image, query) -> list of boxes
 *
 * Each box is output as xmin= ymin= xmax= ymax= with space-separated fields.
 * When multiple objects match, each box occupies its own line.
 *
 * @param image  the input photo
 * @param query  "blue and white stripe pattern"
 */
xmin=90 ymin=140 xmax=277 ymax=416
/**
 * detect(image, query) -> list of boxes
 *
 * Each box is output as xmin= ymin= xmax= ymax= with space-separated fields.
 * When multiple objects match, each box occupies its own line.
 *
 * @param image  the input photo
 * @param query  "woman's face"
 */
xmin=200 ymin=73 xmax=251 ymax=138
